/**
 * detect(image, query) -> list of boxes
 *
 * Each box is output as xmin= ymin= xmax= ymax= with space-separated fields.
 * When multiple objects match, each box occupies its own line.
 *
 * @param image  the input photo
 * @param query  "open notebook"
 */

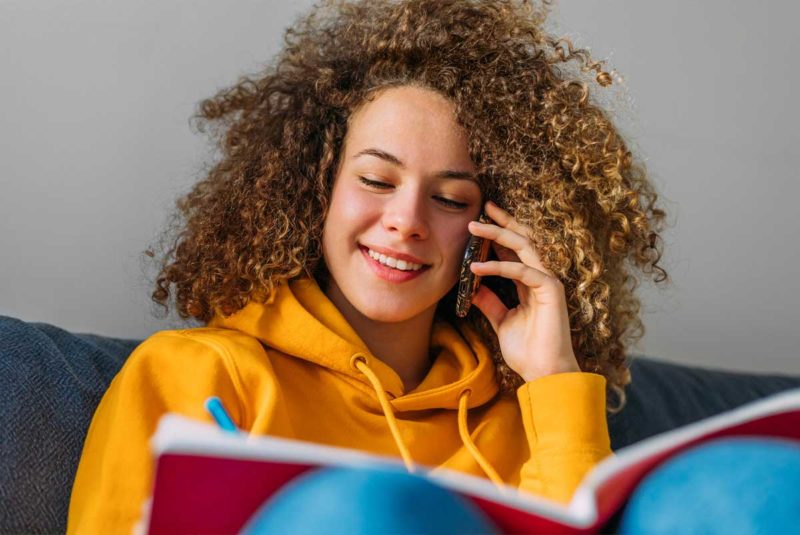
xmin=145 ymin=387 xmax=800 ymax=535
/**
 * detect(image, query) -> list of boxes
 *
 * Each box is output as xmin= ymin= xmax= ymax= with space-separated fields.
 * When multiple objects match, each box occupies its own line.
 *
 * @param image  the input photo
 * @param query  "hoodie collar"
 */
xmin=207 ymin=277 xmax=499 ymax=411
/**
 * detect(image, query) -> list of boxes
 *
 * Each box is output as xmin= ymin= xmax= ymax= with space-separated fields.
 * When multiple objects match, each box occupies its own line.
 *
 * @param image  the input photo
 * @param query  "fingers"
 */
xmin=483 ymin=200 xmax=531 ymax=238
xmin=469 ymin=201 xmax=556 ymax=278
xmin=470 ymin=260 xmax=555 ymax=290
xmin=469 ymin=220 xmax=529 ymax=254
xmin=470 ymin=285 xmax=508 ymax=333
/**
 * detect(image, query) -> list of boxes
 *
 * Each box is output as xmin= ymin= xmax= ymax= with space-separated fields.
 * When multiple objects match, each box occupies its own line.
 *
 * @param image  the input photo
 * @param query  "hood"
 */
xmin=208 ymin=276 xmax=506 ymax=488
xmin=208 ymin=277 xmax=500 ymax=412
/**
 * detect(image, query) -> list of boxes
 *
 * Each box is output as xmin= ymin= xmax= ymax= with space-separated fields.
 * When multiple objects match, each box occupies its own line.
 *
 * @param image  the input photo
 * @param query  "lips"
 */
xmin=358 ymin=243 xmax=431 ymax=266
xmin=359 ymin=245 xmax=430 ymax=283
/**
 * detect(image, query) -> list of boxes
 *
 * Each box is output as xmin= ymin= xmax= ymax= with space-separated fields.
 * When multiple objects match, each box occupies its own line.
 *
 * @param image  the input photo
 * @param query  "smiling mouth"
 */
xmin=357 ymin=244 xmax=432 ymax=272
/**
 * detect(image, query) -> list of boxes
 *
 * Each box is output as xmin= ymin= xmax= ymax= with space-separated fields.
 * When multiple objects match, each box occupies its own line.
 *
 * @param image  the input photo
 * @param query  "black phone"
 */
xmin=455 ymin=212 xmax=492 ymax=318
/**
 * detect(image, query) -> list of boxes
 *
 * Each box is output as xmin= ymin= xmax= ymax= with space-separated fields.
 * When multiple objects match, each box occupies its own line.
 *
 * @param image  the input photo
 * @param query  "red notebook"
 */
xmin=145 ymin=388 xmax=800 ymax=535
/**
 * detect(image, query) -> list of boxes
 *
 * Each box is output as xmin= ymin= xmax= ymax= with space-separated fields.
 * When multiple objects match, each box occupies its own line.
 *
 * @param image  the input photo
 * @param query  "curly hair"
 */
xmin=150 ymin=0 xmax=670 ymax=414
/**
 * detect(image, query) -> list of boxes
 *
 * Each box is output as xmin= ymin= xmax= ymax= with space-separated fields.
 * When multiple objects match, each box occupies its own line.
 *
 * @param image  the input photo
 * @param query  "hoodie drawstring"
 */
xmin=351 ymin=354 xmax=505 ymax=492
xmin=457 ymin=389 xmax=505 ymax=491
xmin=351 ymin=355 xmax=417 ymax=473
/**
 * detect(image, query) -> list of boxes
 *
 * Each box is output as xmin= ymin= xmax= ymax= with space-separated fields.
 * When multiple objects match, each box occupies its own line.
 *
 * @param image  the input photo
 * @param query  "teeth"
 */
xmin=367 ymin=248 xmax=424 ymax=271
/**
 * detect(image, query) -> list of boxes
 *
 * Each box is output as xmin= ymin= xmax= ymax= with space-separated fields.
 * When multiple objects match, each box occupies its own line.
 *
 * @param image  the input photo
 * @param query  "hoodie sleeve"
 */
xmin=66 ymin=331 xmax=248 ymax=535
xmin=515 ymin=371 xmax=613 ymax=504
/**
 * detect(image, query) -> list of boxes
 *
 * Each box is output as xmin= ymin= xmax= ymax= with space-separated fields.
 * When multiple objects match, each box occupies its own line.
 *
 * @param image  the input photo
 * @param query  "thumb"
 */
xmin=470 ymin=284 xmax=508 ymax=334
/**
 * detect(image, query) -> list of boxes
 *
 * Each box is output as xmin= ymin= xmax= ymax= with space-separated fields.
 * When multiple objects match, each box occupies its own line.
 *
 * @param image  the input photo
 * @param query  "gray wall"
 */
xmin=2 ymin=1 xmax=798 ymax=375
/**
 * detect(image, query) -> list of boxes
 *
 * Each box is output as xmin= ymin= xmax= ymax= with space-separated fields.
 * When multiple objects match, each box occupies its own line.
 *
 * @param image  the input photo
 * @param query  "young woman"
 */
xmin=67 ymin=0 xmax=670 ymax=533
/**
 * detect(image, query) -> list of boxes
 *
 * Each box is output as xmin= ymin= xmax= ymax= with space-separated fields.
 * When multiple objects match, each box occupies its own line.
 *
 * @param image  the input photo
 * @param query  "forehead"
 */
xmin=343 ymin=86 xmax=474 ymax=169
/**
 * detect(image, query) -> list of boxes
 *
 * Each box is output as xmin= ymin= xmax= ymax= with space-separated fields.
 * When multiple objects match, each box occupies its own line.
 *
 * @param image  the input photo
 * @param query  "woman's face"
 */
xmin=322 ymin=85 xmax=482 ymax=323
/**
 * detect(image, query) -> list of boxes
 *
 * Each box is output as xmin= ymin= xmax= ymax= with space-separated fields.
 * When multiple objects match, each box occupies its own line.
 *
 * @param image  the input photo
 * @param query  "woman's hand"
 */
xmin=467 ymin=200 xmax=581 ymax=382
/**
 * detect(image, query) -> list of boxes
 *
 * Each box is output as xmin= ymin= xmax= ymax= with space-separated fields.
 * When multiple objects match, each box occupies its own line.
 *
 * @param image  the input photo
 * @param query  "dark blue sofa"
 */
xmin=2 ymin=314 xmax=798 ymax=534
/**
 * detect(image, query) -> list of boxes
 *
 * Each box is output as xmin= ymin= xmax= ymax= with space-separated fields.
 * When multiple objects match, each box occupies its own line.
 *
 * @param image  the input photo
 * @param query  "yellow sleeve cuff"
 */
xmin=516 ymin=371 xmax=610 ymax=451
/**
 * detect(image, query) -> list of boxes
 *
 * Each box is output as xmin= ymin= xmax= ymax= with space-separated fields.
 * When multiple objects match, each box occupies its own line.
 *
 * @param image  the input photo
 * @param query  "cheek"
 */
xmin=327 ymin=187 xmax=379 ymax=230
xmin=440 ymin=223 xmax=473 ymax=266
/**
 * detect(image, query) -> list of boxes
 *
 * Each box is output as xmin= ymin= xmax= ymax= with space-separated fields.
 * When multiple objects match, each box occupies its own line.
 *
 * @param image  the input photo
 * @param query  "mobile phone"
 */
xmin=455 ymin=212 xmax=492 ymax=318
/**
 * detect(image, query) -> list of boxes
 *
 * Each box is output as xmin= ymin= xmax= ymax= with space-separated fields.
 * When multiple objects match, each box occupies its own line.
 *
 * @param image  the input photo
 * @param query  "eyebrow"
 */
xmin=352 ymin=148 xmax=477 ymax=181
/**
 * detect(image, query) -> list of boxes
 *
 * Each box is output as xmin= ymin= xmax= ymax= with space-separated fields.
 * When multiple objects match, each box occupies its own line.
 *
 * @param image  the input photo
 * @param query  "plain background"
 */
xmin=1 ymin=1 xmax=797 ymax=374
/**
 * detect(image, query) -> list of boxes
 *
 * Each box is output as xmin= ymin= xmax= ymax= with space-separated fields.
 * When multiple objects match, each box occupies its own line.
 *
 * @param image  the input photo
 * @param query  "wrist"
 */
xmin=520 ymin=356 xmax=581 ymax=382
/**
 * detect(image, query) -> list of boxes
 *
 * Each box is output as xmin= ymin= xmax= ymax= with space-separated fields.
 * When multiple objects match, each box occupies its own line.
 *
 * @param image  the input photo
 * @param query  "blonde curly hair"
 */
xmin=150 ymin=0 xmax=670 ymax=413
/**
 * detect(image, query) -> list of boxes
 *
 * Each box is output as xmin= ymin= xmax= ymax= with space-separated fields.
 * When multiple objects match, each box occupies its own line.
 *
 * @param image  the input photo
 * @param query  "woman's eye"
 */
xmin=434 ymin=197 xmax=469 ymax=209
xmin=358 ymin=177 xmax=468 ymax=209
xmin=359 ymin=177 xmax=392 ymax=189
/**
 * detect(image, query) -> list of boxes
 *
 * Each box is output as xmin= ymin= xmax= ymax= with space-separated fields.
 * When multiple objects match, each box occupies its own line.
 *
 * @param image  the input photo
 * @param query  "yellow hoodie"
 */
xmin=67 ymin=277 xmax=612 ymax=534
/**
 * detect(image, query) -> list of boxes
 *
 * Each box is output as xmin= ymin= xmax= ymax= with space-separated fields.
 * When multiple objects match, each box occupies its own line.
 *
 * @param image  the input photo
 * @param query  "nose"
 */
xmin=381 ymin=187 xmax=430 ymax=240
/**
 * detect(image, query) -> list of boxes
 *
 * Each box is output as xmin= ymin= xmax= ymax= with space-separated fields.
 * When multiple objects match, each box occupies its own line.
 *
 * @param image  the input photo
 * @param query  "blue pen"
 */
xmin=204 ymin=396 xmax=239 ymax=433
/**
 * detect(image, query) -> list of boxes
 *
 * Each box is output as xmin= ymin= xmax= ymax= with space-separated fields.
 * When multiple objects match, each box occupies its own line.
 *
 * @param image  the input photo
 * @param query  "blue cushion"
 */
xmin=241 ymin=465 xmax=501 ymax=535
xmin=1 ymin=314 xmax=798 ymax=534
xmin=617 ymin=437 xmax=800 ymax=534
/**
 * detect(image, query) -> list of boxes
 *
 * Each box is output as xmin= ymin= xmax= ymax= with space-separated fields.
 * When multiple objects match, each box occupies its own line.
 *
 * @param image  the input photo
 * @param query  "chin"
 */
xmin=351 ymin=292 xmax=432 ymax=324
